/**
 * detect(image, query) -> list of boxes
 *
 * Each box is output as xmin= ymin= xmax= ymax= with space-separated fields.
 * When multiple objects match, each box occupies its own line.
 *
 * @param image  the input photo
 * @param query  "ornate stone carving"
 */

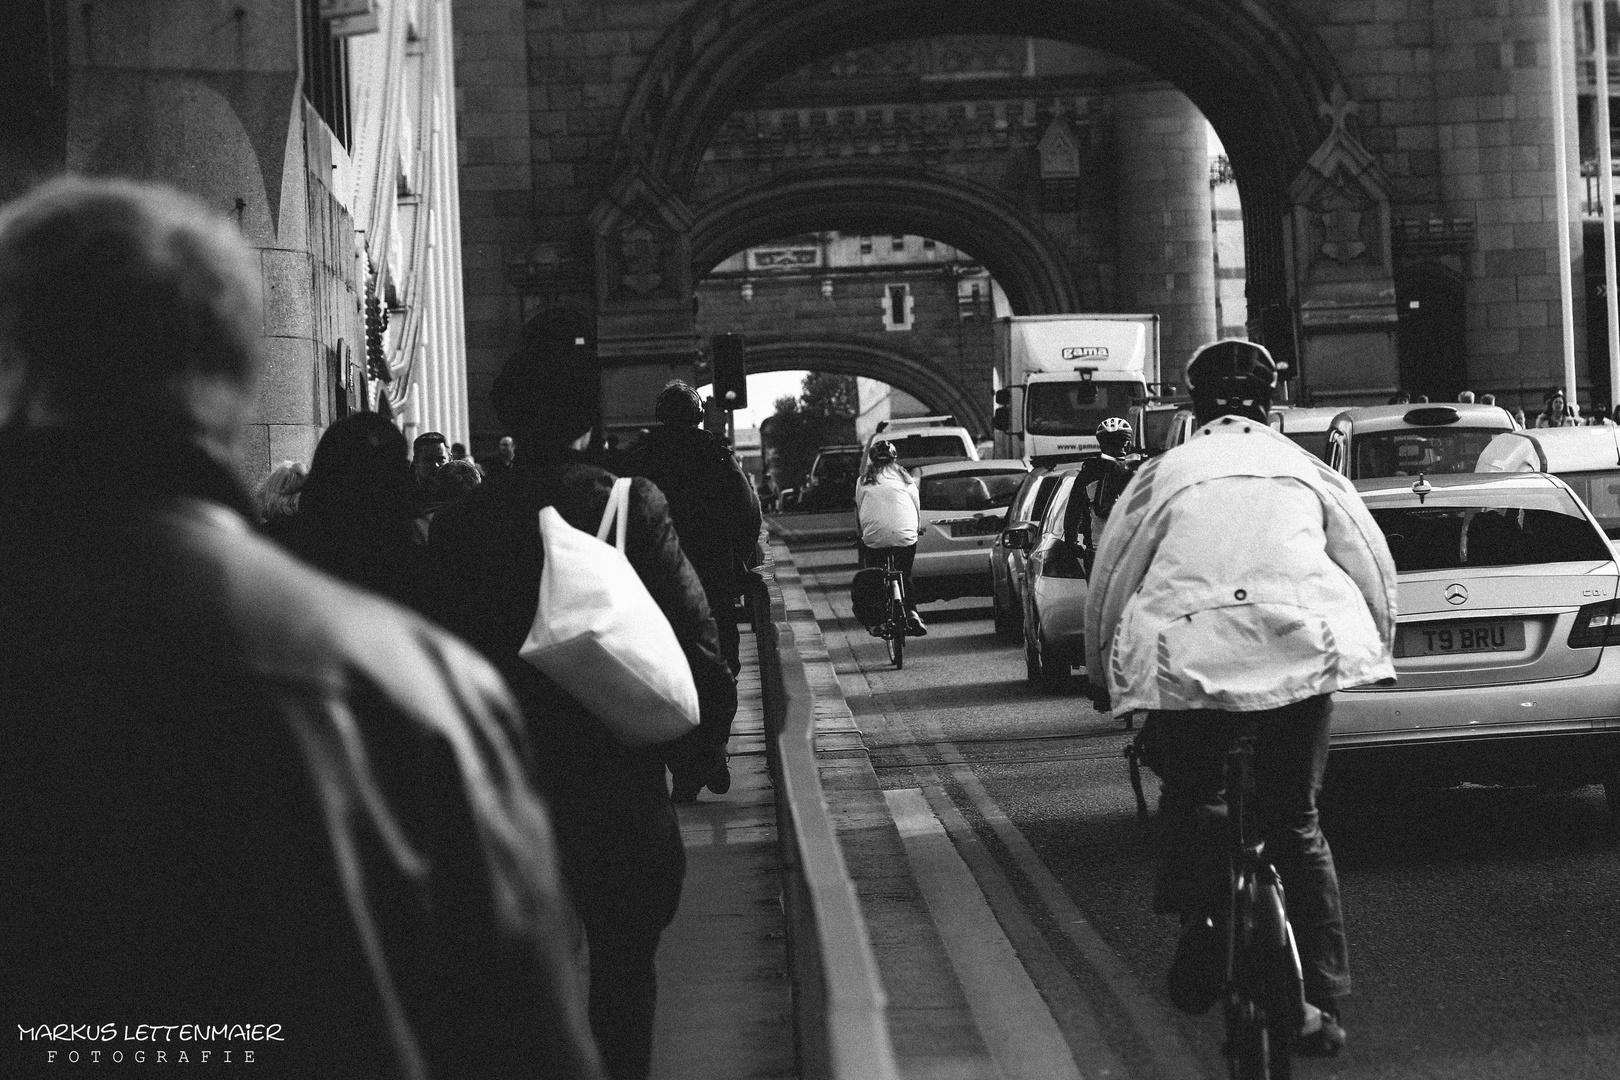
xmin=618 ymin=223 xmax=668 ymax=296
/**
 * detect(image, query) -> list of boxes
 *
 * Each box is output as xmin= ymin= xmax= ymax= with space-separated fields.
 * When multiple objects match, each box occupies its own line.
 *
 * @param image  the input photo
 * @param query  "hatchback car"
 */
xmin=990 ymin=467 xmax=1069 ymax=638
xmin=1475 ymin=426 xmax=1620 ymax=538
xmin=909 ymin=460 xmax=1030 ymax=603
xmin=1017 ymin=470 xmax=1090 ymax=690
xmin=1332 ymin=472 xmax=1620 ymax=812
xmin=1323 ymin=402 xmax=1518 ymax=479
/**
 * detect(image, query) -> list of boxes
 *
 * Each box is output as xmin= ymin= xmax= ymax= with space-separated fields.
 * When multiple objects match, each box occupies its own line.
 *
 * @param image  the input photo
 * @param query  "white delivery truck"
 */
xmin=990 ymin=314 xmax=1163 ymax=466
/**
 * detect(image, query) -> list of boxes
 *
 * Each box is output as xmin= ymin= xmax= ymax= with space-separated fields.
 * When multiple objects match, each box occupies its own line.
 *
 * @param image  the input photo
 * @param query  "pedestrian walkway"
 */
xmin=651 ymin=624 xmax=796 ymax=1080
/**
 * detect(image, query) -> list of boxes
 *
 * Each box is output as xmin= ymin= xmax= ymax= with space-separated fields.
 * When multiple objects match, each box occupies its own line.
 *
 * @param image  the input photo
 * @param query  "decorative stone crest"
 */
xmin=1289 ymin=85 xmax=1392 ymax=272
xmin=618 ymin=223 xmax=667 ymax=296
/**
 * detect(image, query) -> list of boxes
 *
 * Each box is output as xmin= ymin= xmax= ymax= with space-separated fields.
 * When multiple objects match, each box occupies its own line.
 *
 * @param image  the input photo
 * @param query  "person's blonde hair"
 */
xmin=256 ymin=460 xmax=307 ymax=522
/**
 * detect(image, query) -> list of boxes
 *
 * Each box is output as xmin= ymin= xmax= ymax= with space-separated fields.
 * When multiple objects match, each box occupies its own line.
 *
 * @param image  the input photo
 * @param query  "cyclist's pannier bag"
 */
xmin=850 ymin=566 xmax=890 ymax=629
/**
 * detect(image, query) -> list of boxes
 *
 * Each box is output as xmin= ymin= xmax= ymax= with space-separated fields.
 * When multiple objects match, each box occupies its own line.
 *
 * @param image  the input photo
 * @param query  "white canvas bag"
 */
xmin=518 ymin=477 xmax=700 ymax=746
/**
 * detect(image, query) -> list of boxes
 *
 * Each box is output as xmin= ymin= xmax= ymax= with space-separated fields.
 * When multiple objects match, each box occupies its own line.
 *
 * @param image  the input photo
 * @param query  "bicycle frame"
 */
xmin=1222 ymin=725 xmax=1306 ymax=1080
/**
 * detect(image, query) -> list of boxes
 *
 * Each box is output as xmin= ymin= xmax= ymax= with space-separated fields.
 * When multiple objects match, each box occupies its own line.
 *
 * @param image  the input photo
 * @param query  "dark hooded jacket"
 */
xmin=0 ymin=431 xmax=602 ymax=1080
xmin=625 ymin=425 xmax=761 ymax=597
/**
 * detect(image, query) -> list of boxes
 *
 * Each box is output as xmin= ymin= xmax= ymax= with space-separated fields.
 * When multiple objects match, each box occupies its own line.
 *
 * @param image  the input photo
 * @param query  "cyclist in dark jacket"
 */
xmin=428 ymin=337 xmax=736 ymax=1080
xmin=626 ymin=381 xmax=762 ymax=676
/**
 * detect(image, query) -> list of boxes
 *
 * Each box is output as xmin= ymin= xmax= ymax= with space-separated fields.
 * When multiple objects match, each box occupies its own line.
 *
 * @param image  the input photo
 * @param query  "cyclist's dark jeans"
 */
xmin=1147 ymin=694 xmax=1350 ymax=1008
xmin=857 ymin=541 xmax=919 ymax=612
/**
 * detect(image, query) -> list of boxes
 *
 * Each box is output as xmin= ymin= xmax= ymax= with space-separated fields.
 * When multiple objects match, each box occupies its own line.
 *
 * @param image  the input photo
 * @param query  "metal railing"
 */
xmin=744 ymin=549 xmax=900 ymax=1080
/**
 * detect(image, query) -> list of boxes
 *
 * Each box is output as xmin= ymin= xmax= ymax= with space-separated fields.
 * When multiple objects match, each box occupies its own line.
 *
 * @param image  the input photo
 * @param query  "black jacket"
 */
xmin=426 ymin=457 xmax=736 ymax=813
xmin=0 ymin=432 xmax=602 ymax=1080
xmin=625 ymin=425 xmax=761 ymax=594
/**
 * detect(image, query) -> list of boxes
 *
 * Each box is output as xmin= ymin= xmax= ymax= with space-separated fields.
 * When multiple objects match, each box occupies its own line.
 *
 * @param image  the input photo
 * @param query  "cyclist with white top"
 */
xmin=854 ymin=440 xmax=927 ymax=636
xmin=1083 ymin=339 xmax=1397 ymax=1056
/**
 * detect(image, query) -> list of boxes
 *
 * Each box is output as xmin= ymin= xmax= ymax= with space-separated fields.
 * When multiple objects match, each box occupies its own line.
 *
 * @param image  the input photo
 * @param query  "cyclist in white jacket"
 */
xmin=1083 ymin=339 xmax=1397 ymax=1057
xmin=854 ymin=440 xmax=926 ymax=635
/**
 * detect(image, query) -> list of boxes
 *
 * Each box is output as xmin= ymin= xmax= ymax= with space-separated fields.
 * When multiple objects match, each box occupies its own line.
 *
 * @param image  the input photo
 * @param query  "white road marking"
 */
xmin=886 ymin=787 xmax=1087 ymax=1080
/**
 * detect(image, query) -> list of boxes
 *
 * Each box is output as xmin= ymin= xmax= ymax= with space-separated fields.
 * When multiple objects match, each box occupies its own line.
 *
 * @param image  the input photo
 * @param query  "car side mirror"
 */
xmin=1002 ymin=522 xmax=1038 ymax=550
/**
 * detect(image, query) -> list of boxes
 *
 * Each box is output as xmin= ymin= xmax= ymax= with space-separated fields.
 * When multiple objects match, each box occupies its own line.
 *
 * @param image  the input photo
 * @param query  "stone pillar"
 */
xmin=1285 ymin=87 xmax=1399 ymax=404
xmin=590 ymin=167 xmax=701 ymax=431
xmin=453 ymin=0 xmax=535 ymax=443
xmin=1113 ymin=86 xmax=1218 ymax=383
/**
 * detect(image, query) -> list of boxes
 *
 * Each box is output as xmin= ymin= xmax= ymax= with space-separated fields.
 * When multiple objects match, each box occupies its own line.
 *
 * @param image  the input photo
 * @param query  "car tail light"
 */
xmin=1041 ymin=541 xmax=1087 ymax=579
xmin=1568 ymin=600 xmax=1620 ymax=648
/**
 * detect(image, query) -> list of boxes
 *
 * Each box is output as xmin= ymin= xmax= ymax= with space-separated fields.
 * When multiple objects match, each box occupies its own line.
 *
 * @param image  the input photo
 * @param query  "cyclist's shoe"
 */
xmin=1167 ymin=914 xmax=1223 ymax=1014
xmin=1296 ymin=1005 xmax=1347 ymax=1057
xmin=905 ymin=611 xmax=928 ymax=636
xmin=869 ymin=624 xmax=887 ymax=638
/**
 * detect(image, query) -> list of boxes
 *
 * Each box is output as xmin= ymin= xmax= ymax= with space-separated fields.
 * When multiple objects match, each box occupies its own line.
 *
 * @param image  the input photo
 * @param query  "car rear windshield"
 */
xmin=920 ymin=469 xmax=1027 ymax=512
xmin=1026 ymin=383 xmax=1139 ymax=436
xmin=894 ymin=434 xmax=969 ymax=461
xmin=1288 ymin=431 xmax=1329 ymax=460
xmin=1370 ymin=504 xmax=1612 ymax=572
xmin=1352 ymin=427 xmax=1501 ymax=478
xmin=1555 ymin=470 xmax=1620 ymax=539
xmin=812 ymin=452 xmax=861 ymax=480
xmin=1141 ymin=409 xmax=1186 ymax=453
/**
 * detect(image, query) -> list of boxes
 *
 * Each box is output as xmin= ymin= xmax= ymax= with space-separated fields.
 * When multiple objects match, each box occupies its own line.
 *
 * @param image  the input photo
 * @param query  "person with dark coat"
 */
xmin=626 ymin=381 xmax=763 ymax=680
xmin=0 ymin=177 xmax=603 ymax=1079
xmin=261 ymin=412 xmax=437 ymax=615
xmin=428 ymin=333 xmax=736 ymax=1080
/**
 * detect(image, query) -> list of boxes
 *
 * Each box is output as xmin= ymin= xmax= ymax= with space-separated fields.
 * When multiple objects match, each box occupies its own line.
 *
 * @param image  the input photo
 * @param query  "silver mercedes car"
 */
xmin=1333 ymin=472 xmax=1620 ymax=814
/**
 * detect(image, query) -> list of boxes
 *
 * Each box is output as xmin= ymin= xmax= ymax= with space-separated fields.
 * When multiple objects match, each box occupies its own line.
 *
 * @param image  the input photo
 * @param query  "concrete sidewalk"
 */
xmin=651 ymin=625 xmax=795 ymax=1080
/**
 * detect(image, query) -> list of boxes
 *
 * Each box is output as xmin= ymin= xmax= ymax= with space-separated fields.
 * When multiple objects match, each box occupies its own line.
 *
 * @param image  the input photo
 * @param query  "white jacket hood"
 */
xmin=1083 ymin=415 xmax=1397 ymax=714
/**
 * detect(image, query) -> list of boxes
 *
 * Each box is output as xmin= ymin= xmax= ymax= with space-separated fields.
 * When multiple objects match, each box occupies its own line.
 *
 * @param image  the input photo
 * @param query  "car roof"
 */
xmin=1331 ymin=403 xmax=1516 ymax=433
xmin=1475 ymin=427 xmax=1620 ymax=474
xmin=912 ymin=459 xmax=1030 ymax=478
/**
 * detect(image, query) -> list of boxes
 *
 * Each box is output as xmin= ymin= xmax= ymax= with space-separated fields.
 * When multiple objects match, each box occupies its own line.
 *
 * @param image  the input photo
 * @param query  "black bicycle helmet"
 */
xmin=1184 ymin=339 xmax=1279 ymax=399
xmin=868 ymin=439 xmax=897 ymax=464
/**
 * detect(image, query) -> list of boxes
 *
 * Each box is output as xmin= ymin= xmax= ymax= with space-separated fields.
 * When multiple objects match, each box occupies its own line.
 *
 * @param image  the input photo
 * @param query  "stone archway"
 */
xmin=690 ymin=165 xmax=1080 ymax=316
xmin=743 ymin=334 xmax=992 ymax=437
xmin=606 ymin=0 xmax=1396 ymax=390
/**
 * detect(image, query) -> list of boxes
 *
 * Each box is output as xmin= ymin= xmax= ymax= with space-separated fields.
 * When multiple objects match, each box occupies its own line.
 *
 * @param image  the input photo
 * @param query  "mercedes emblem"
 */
xmin=1445 ymin=583 xmax=1468 ymax=605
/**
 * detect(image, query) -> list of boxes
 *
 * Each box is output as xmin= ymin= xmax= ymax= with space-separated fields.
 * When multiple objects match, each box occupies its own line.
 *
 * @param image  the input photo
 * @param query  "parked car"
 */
xmin=990 ymin=467 xmax=1070 ymax=638
xmin=909 ymin=459 xmax=1030 ymax=603
xmin=1332 ymin=471 xmax=1620 ymax=813
xmin=797 ymin=444 xmax=864 ymax=511
xmin=1323 ymin=402 xmax=1518 ymax=479
xmin=1267 ymin=404 xmax=1343 ymax=461
xmin=1018 ymin=470 xmax=1091 ymax=690
xmin=1475 ymin=426 xmax=1620 ymax=538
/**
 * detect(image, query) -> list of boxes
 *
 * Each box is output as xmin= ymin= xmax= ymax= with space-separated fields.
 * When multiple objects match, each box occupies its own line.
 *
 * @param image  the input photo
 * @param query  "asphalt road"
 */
xmin=782 ymin=514 xmax=1620 ymax=1080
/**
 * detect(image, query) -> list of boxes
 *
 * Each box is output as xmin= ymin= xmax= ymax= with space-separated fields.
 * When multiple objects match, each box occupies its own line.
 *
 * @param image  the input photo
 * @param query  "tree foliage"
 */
xmin=761 ymin=373 xmax=858 ymax=490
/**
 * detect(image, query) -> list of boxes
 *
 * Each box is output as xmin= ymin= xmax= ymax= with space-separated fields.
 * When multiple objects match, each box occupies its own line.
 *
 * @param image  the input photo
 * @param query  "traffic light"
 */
xmin=712 ymin=333 xmax=747 ymax=410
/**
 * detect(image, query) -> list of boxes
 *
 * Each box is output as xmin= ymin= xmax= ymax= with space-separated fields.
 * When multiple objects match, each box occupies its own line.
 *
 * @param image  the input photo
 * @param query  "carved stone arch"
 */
xmin=691 ymin=166 xmax=1079 ymax=316
xmin=612 ymin=0 xmax=1353 ymax=377
xmin=744 ymin=334 xmax=992 ymax=437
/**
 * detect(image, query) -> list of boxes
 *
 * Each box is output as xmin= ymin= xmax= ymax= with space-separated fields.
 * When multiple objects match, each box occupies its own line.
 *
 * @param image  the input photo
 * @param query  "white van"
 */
xmin=1475 ymin=426 xmax=1620 ymax=538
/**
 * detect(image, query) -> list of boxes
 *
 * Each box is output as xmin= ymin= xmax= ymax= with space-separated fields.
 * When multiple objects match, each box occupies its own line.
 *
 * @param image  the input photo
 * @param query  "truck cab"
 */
xmin=990 ymin=314 xmax=1161 ymax=467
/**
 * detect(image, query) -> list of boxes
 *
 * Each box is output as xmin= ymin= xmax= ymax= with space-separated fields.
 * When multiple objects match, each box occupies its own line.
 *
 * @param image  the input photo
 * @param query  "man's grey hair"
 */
xmin=0 ymin=176 xmax=262 ymax=441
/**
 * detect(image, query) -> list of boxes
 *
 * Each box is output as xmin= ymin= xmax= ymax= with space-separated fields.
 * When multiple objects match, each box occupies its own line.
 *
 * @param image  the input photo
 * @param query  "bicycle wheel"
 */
xmin=888 ymin=624 xmax=904 ymax=668
xmin=1225 ymin=874 xmax=1296 ymax=1080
